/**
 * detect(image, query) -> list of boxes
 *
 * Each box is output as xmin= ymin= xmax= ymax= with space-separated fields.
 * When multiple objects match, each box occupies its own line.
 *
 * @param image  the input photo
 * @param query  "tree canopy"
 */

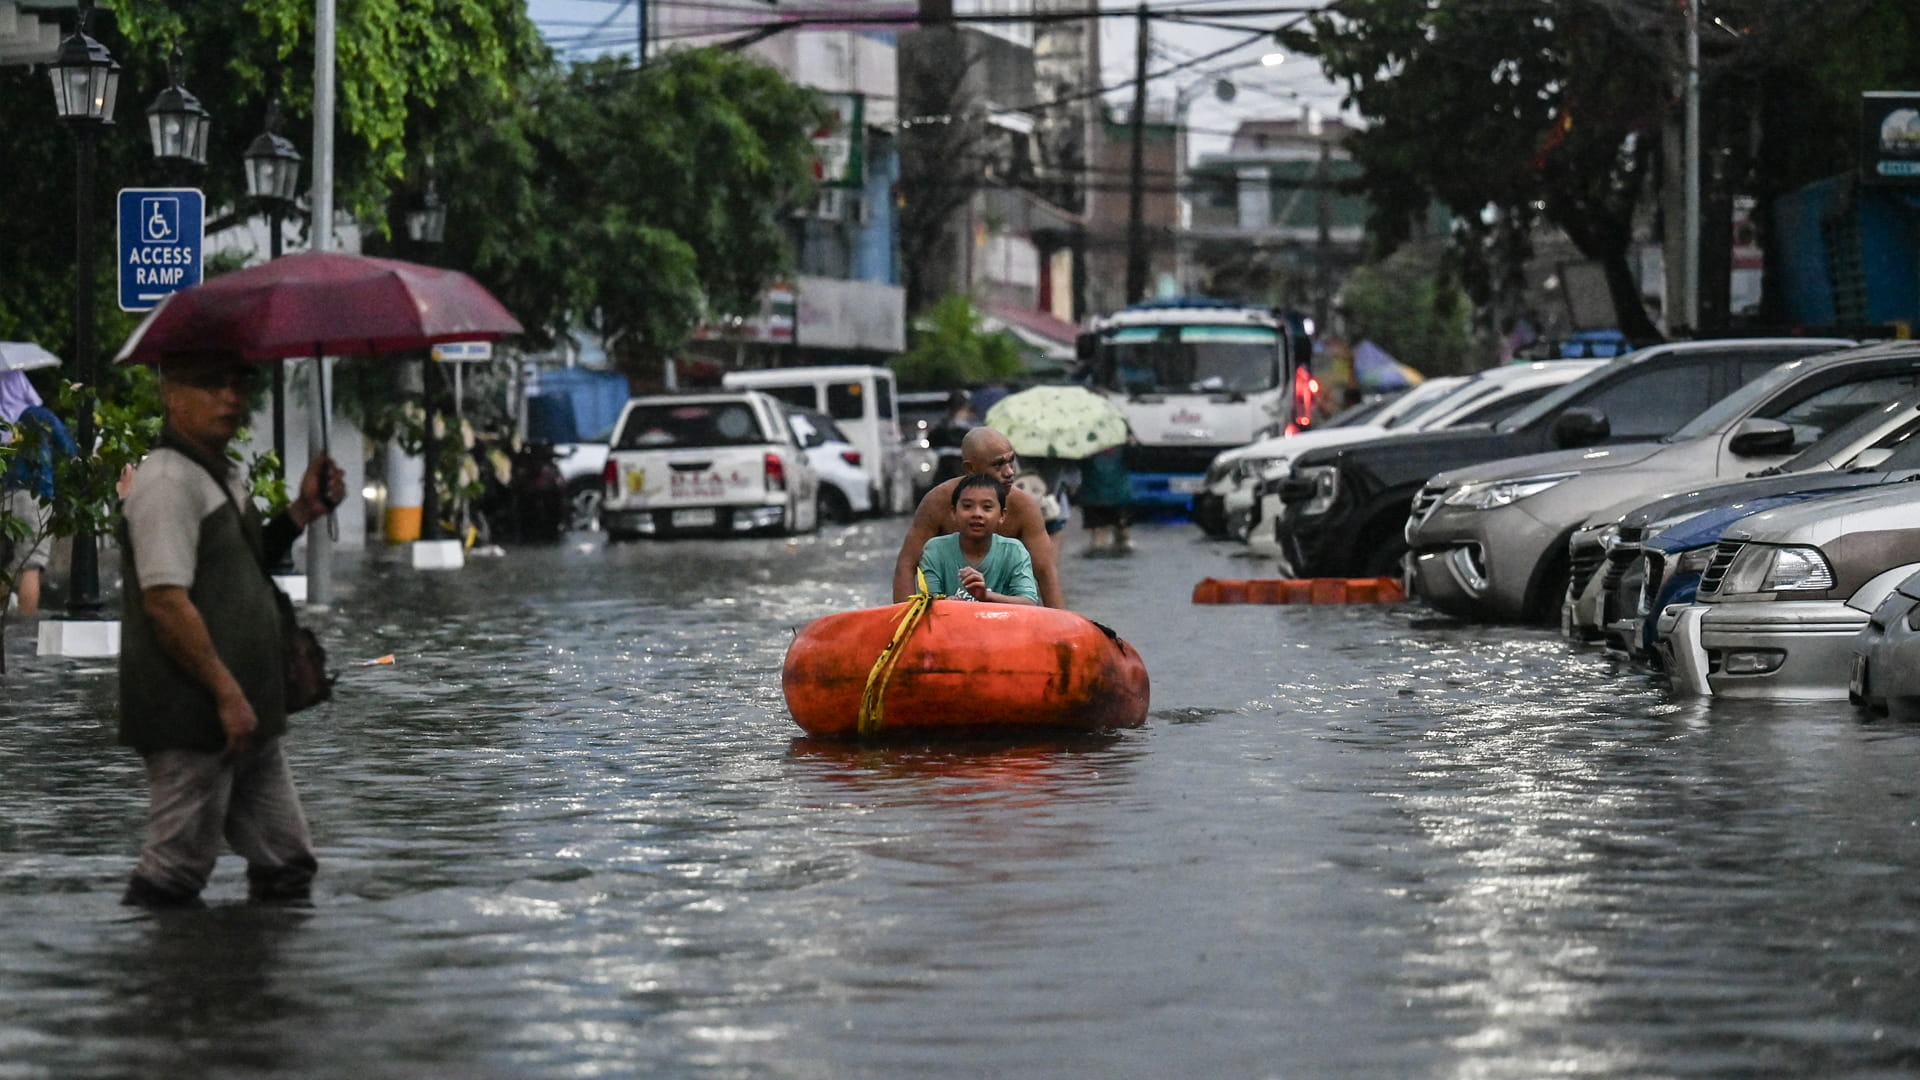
xmin=0 ymin=6 xmax=826 ymax=381
xmin=1290 ymin=0 xmax=1920 ymax=341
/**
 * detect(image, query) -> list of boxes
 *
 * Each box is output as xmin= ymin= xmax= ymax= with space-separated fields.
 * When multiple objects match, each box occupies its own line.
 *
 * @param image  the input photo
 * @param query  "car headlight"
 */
xmin=1298 ymin=465 xmax=1340 ymax=516
xmin=1235 ymin=455 xmax=1285 ymax=483
xmin=1440 ymin=473 xmax=1577 ymax=511
xmin=1591 ymin=522 xmax=1622 ymax=551
xmin=1720 ymin=544 xmax=1835 ymax=595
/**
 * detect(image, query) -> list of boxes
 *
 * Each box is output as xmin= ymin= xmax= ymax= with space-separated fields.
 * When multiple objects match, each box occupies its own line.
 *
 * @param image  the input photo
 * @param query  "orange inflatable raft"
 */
xmin=782 ymin=599 xmax=1150 ymax=738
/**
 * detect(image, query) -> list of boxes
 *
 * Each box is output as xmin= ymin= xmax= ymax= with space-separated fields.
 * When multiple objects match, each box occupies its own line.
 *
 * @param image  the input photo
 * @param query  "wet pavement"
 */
xmin=4 ymin=518 xmax=1920 ymax=1079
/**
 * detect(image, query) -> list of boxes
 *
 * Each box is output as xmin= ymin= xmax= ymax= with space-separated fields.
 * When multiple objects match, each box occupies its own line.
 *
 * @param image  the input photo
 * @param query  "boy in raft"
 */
xmin=916 ymin=475 xmax=1039 ymax=604
xmin=893 ymin=427 xmax=1064 ymax=607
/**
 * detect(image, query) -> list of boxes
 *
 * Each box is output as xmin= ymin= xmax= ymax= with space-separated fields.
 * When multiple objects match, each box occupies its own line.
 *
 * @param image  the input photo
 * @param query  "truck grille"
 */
xmin=1636 ymin=552 xmax=1666 ymax=618
xmin=1698 ymin=540 xmax=1744 ymax=598
xmin=1568 ymin=543 xmax=1607 ymax=597
xmin=1405 ymin=484 xmax=1445 ymax=544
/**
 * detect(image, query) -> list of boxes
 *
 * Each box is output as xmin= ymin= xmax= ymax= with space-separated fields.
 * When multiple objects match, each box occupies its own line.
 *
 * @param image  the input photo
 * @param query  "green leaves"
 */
xmin=892 ymin=294 xmax=1024 ymax=391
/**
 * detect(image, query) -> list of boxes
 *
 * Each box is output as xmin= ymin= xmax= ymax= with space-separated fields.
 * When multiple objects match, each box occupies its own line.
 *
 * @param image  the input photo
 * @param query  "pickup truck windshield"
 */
xmin=1097 ymin=325 xmax=1281 ymax=395
xmin=1494 ymin=355 xmax=1635 ymax=434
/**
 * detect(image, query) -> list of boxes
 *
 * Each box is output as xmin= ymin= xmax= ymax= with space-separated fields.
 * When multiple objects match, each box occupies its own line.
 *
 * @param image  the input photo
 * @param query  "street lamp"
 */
xmin=1171 ymin=52 xmax=1292 ymax=293
xmin=145 ymin=47 xmax=209 ymax=166
xmin=246 ymin=100 xmax=303 ymax=570
xmin=47 ymin=1 xmax=118 ymax=624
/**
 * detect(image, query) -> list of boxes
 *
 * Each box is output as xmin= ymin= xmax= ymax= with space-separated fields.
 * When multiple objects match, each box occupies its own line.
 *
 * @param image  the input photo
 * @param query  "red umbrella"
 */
xmin=113 ymin=250 xmax=523 ymax=365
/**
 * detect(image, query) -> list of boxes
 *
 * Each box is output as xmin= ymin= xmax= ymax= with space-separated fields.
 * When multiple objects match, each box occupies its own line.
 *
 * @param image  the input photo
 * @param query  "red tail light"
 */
xmin=840 ymin=449 xmax=862 ymax=468
xmin=602 ymin=459 xmax=617 ymax=492
xmin=765 ymin=451 xmax=787 ymax=491
xmin=1292 ymin=366 xmax=1317 ymax=431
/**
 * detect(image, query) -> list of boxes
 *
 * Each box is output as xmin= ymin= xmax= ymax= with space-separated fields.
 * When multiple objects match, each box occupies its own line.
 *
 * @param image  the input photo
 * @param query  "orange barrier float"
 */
xmin=782 ymin=600 xmax=1150 ymax=739
xmin=1191 ymin=576 xmax=1406 ymax=605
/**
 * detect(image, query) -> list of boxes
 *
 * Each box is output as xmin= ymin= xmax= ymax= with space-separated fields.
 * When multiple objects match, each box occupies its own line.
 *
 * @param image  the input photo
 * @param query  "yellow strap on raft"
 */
xmin=857 ymin=569 xmax=939 ymax=736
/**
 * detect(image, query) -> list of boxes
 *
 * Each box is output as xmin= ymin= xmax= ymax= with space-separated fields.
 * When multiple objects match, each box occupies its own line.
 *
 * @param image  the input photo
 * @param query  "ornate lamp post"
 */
xmin=47 ymin=1 xmax=119 ymax=623
xmin=145 ymin=47 xmax=209 ymax=167
xmin=246 ymin=102 xmax=303 ymax=571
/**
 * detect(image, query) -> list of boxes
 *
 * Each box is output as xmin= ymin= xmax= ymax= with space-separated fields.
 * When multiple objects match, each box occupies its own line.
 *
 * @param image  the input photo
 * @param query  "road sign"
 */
xmin=430 ymin=341 xmax=492 ymax=363
xmin=118 ymin=187 xmax=204 ymax=312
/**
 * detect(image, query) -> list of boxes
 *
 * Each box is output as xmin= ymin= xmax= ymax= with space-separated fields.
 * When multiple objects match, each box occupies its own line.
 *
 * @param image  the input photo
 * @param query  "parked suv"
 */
xmin=599 ymin=391 xmax=820 ymax=539
xmin=1273 ymin=339 xmax=1853 ymax=579
xmin=1407 ymin=341 xmax=1914 ymax=622
xmin=1661 ymin=482 xmax=1920 ymax=699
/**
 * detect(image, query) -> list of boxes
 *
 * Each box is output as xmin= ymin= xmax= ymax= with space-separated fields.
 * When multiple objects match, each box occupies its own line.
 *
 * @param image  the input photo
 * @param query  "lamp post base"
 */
xmin=37 ymin=618 xmax=121 ymax=658
xmin=410 ymin=539 xmax=464 ymax=571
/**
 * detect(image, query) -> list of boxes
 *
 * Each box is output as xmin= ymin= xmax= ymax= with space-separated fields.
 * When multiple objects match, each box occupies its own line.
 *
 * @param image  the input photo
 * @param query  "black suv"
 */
xmin=1271 ymin=338 xmax=1855 ymax=577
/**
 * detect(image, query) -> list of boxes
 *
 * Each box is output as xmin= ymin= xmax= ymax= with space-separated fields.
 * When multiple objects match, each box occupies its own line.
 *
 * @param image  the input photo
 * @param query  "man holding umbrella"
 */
xmin=118 ymin=350 xmax=344 ymax=908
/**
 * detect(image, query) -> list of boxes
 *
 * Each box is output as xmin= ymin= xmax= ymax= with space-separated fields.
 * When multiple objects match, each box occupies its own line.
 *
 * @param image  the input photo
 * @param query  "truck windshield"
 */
xmin=1098 ymin=325 xmax=1280 ymax=394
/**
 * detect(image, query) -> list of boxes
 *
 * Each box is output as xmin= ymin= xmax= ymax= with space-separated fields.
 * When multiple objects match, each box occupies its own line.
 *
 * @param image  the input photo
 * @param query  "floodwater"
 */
xmin=4 ymin=518 xmax=1920 ymax=1079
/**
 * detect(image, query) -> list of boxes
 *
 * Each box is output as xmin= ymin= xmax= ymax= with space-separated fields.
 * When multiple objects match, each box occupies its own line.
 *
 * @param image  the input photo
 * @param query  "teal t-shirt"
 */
xmin=918 ymin=533 xmax=1039 ymax=602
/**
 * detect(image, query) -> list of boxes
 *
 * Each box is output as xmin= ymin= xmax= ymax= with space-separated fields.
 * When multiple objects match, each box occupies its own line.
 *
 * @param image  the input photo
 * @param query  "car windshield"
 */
xmin=1662 ymin=357 xmax=1813 ymax=443
xmin=1096 ymin=325 xmax=1281 ymax=394
xmin=1857 ymin=406 xmax=1920 ymax=470
xmin=615 ymin=401 xmax=768 ymax=449
xmin=1495 ymin=354 xmax=1637 ymax=434
xmin=1774 ymin=395 xmax=1920 ymax=471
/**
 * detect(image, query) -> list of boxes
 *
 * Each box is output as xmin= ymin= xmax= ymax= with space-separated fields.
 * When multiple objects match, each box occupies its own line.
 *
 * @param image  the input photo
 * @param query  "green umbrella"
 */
xmin=984 ymin=385 xmax=1130 ymax=460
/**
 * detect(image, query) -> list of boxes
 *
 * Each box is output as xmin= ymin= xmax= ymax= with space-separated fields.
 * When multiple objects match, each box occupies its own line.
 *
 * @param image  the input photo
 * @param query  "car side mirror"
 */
xmin=1075 ymin=332 xmax=1097 ymax=362
xmin=1550 ymin=406 xmax=1610 ymax=449
xmin=1728 ymin=417 xmax=1796 ymax=457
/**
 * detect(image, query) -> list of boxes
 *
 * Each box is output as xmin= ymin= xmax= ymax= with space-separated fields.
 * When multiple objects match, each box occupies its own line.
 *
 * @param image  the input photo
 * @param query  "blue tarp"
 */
xmin=526 ymin=368 xmax=629 ymax=444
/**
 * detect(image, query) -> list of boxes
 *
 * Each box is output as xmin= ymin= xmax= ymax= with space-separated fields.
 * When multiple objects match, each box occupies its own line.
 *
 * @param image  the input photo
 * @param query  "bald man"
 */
xmin=893 ymin=426 xmax=1065 ymax=608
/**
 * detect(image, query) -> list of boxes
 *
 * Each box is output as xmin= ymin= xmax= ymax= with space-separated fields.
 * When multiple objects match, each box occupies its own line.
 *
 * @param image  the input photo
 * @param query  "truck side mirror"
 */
xmin=1728 ymin=417 xmax=1795 ymax=457
xmin=1551 ymin=406 xmax=1610 ymax=449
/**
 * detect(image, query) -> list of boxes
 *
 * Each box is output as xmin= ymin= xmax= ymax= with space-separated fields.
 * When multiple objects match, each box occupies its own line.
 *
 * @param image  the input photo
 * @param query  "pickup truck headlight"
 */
xmin=1296 ymin=465 xmax=1340 ymax=516
xmin=1440 ymin=473 xmax=1577 ymax=511
xmin=1673 ymin=545 xmax=1715 ymax=576
xmin=1235 ymin=455 xmax=1288 ymax=484
xmin=1720 ymin=543 xmax=1835 ymax=595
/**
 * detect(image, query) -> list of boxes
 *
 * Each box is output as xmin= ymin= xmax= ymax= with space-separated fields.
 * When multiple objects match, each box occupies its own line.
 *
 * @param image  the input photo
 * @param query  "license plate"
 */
xmin=1849 ymin=654 xmax=1868 ymax=700
xmin=1169 ymin=476 xmax=1205 ymax=494
xmin=671 ymin=508 xmax=717 ymax=528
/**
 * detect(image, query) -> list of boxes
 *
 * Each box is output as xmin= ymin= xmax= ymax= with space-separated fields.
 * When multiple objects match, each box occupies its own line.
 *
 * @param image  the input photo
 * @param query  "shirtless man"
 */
xmin=893 ymin=426 xmax=1065 ymax=608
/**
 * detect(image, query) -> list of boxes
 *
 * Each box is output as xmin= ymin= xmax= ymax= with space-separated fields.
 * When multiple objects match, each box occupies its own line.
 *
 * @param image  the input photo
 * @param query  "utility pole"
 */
xmin=308 ymin=0 xmax=336 ymax=605
xmin=1680 ymin=0 xmax=1700 ymax=335
xmin=1124 ymin=3 xmax=1150 ymax=303
xmin=1314 ymin=116 xmax=1332 ymax=332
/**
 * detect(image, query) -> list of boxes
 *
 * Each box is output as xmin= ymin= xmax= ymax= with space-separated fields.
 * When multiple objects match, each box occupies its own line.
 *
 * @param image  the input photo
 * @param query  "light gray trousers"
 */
xmin=134 ymin=739 xmax=317 ymax=901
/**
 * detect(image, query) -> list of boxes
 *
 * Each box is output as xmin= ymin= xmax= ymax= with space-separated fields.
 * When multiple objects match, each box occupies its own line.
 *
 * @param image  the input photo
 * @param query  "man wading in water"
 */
xmin=892 ymin=426 xmax=1064 ymax=608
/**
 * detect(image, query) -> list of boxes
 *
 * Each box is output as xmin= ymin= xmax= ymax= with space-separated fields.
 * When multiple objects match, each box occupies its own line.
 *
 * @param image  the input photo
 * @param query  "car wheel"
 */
xmin=567 ymin=479 xmax=603 ymax=532
xmin=819 ymin=485 xmax=854 ymax=525
xmin=1193 ymin=494 xmax=1230 ymax=539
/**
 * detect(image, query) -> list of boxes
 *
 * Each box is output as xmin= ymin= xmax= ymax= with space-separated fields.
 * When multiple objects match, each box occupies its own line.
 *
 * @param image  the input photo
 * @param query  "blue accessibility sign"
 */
xmin=118 ymin=187 xmax=204 ymax=312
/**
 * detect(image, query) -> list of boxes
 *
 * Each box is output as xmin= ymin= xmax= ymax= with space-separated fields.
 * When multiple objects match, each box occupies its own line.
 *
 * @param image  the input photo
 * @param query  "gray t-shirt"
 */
xmin=124 ymin=447 xmax=251 ymax=590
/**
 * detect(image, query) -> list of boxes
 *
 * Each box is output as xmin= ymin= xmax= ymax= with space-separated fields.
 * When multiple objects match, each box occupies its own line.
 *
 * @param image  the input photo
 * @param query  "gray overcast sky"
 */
xmin=523 ymin=0 xmax=1355 ymax=162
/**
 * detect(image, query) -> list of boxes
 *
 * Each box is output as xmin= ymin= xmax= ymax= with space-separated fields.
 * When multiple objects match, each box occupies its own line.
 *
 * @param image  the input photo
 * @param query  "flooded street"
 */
xmin=5 ymin=518 xmax=1920 ymax=1079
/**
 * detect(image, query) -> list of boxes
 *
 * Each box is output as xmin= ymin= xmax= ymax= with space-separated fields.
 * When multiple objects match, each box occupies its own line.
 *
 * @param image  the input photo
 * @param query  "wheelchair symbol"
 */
xmin=140 ymin=198 xmax=181 ymax=244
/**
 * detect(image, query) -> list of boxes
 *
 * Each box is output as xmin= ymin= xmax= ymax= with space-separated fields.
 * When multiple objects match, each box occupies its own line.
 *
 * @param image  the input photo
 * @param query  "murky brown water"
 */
xmin=4 ymin=519 xmax=1919 ymax=1079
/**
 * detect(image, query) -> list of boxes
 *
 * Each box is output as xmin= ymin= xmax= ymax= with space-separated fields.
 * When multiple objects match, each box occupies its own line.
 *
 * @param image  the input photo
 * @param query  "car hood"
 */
xmin=1644 ymin=490 xmax=1856 ymax=554
xmin=1620 ymin=468 xmax=1902 ymax=531
xmin=1428 ymin=441 xmax=1666 ymax=489
xmin=1225 ymin=424 xmax=1391 ymax=465
xmin=1722 ymin=482 xmax=1920 ymax=547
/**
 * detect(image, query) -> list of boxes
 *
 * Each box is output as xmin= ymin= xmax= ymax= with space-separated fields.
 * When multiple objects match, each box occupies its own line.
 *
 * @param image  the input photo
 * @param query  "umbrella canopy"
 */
xmin=984 ymin=384 xmax=1130 ymax=460
xmin=114 ymin=250 xmax=523 ymax=366
xmin=1352 ymin=339 xmax=1424 ymax=391
xmin=0 ymin=342 xmax=61 ymax=373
